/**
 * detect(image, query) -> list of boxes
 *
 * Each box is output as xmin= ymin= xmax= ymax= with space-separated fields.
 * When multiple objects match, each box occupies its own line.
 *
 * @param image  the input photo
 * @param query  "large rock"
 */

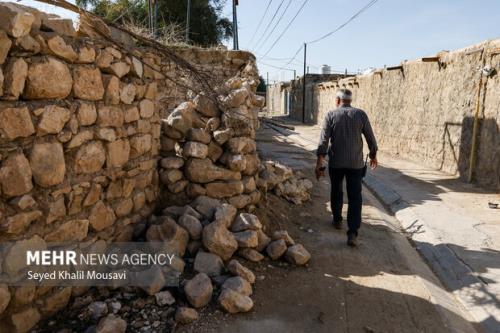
xmin=227 ymin=137 xmax=256 ymax=154
xmin=45 ymin=219 xmax=89 ymax=242
xmin=221 ymin=276 xmax=252 ymax=296
xmin=41 ymin=17 xmax=76 ymax=37
xmin=89 ymin=201 xmax=116 ymax=231
xmin=183 ymin=141 xmax=208 ymax=159
xmin=285 ymin=244 xmax=311 ymax=265
xmin=74 ymin=141 xmax=106 ymax=174
xmin=231 ymin=213 xmax=262 ymax=232
xmin=0 ymin=30 xmax=12 ymax=64
xmin=223 ymin=88 xmax=249 ymax=108
xmin=228 ymin=194 xmax=252 ymax=209
xmin=129 ymin=134 xmax=152 ymax=158
xmin=3 ymin=57 xmax=28 ymax=100
xmin=175 ymin=307 xmax=199 ymax=324
xmin=120 ymin=83 xmax=136 ymax=104
xmin=256 ymin=230 xmax=272 ymax=252
xmin=30 ymin=142 xmax=65 ymax=187
xmin=24 ymin=57 xmax=73 ymax=99
xmin=194 ymin=94 xmax=219 ymax=117
xmin=37 ymin=105 xmax=71 ymax=135
xmin=272 ymin=230 xmax=295 ymax=246
xmin=218 ymin=288 xmax=253 ymax=314
xmin=213 ymin=128 xmax=233 ymax=145
xmin=185 ymin=158 xmax=240 ymax=184
xmin=178 ymin=214 xmax=203 ymax=240
xmin=106 ymin=139 xmax=130 ymax=168
xmin=0 ymin=2 xmax=35 ymax=37
xmin=77 ymin=102 xmax=97 ymax=126
xmin=194 ymin=251 xmax=224 ymax=277
xmin=4 ymin=210 xmax=42 ymax=234
xmin=146 ymin=217 xmax=189 ymax=256
xmin=96 ymin=314 xmax=127 ymax=333
xmin=205 ymin=180 xmax=244 ymax=199
xmin=166 ymin=102 xmax=194 ymax=135
xmin=98 ymin=106 xmax=124 ymax=127
xmin=266 ymin=239 xmax=287 ymax=260
xmin=155 ymin=290 xmax=175 ymax=306
xmin=207 ymin=141 xmax=223 ymax=162
xmin=184 ymin=273 xmax=213 ymax=308
xmin=160 ymin=157 xmax=184 ymax=169
xmin=202 ymin=221 xmax=238 ymax=260
xmin=186 ymin=128 xmax=211 ymax=144
xmin=237 ymin=248 xmax=264 ymax=262
xmin=47 ymin=35 xmax=78 ymax=62
xmin=220 ymin=153 xmax=247 ymax=172
xmin=139 ymin=99 xmax=154 ymax=118
xmin=214 ymin=203 xmax=237 ymax=228
xmin=0 ymin=152 xmax=33 ymax=197
xmin=0 ymin=106 xmax=34 ymax=139
xmin=160 ymin=169 xmax=183 ymax=185
xmin=233 ymin=230 xmax=258 ymax=248
xmin=242 ymin=154 xmax=260 ymax=176
xmin=190 ymin=195 xmax=221 ymax=220
xmin=73 ymin=66 xmax=105 ymax=100
xmin=227 ymin=259 xmax=255 ymax=284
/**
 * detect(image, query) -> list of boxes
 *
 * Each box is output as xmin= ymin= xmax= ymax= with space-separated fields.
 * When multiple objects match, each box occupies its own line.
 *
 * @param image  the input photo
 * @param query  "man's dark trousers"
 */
xmin=328 ymin=167 xmax=363 ymax=236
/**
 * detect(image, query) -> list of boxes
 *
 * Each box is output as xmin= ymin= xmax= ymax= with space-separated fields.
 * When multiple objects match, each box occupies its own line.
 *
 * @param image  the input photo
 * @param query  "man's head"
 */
xmin=335 ymin=88 xmax=352 ymax=106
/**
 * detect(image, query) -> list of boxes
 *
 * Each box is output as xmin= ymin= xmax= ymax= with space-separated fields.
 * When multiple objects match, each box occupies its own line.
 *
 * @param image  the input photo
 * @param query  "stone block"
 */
xmin=73 ymin=66 xmax=105 ymax=100
xmin=24 ymin=57 xmax=72 ymax=99
xmin=30 ymin=142 xmax=65 ymax=187
xmin=0 ymin=106 xmax=34 ymax=139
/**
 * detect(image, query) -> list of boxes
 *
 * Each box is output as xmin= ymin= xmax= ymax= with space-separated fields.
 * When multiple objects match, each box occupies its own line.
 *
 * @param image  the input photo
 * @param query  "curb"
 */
xmin=363 ymin=173 xmax=496 ymax=333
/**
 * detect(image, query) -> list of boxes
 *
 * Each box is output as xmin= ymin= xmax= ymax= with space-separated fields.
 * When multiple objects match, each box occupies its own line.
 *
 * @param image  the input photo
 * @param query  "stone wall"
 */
xmin=0 ymin=3 xmax=258 ymax=331
xmin=271 ymin=40 xmax=500 ymax=189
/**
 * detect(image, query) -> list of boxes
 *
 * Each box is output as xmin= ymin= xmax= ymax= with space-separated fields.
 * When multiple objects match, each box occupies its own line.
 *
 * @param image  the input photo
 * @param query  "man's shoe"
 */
xmin=332 ymin=220 xmax=342 ymax=230
xmin=347 ymin=234 xmax=358 ymax=247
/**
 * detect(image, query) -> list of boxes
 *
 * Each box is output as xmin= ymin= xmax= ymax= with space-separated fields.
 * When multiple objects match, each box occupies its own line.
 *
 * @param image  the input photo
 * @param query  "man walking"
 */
xmin=315 ymin=89 xmax=378 ymax=246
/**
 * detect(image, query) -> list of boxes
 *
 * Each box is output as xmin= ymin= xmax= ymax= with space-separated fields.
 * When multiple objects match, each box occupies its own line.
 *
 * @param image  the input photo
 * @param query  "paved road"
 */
xmin=181 ymin=123 xmax=477 ymax=333
xmin=262 ymin=117 xmax=500 ymax=333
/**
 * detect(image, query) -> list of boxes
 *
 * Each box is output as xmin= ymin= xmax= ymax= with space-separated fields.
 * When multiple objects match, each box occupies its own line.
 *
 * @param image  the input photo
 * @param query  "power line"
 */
xmin=247 ymin=0 xmax=273 ymax=47
xmin=307 ymin=0 xmax=379 ymax=44
xmin=251 ymin=0 xmax=286 ymax=49
xmin=283 ymin=0 xmax=379 ymax=66
xmin=259 ymin=61 xmax=295 ymax=72
xmin=262 ymin=0 xmax=310 ymax=57
xmin=255 ymin=0 xmax=293 ymax=52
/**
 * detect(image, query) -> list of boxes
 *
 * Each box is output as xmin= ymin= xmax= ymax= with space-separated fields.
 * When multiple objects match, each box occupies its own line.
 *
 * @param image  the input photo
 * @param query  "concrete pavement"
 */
xmin=261 ymin=117 xmax=500 ymax=332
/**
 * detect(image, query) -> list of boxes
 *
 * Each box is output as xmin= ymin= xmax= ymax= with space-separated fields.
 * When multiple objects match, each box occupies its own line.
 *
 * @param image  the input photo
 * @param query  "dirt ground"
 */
xmin=178 ymin=124 xmax=478 ymax=333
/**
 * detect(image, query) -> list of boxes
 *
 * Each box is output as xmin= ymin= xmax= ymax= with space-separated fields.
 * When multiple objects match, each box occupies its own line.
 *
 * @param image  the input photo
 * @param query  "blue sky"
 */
xmin=12 ymin=0 xmax=500 ymax=83
xmin=221 ymin=0 xmax=500 ymax=82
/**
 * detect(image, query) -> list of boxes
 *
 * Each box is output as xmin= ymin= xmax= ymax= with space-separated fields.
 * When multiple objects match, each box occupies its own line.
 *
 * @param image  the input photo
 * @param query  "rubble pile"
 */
xmin=159 ymin=76 xmax=265 ymax=212
xmin=258 ymin=161 xmax=313 ymax=205
xmin=146 ymin=199 xmax=311 ymax=319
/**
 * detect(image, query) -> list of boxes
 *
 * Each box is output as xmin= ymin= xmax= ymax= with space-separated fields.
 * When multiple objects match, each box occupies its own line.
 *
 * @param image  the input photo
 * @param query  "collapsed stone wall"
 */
xmin=0 ymin=2 xmax=260 ymax=331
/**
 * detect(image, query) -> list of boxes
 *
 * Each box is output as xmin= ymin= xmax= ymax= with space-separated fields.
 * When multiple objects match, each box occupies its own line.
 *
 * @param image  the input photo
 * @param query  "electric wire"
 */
xmin=247 ymin=0 xmax=273 ymax=47
xmin=251 ymin=0 xmax=286 ymax=49
xmin=262 ymin=0 xmax=310 ymax=57
xmin=255 ymin=0 xmax=293 ymax=52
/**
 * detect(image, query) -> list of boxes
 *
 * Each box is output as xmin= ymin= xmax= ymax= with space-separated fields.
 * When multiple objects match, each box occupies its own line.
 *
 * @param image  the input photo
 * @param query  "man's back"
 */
xmin=317 ymin=106 xmax=377 ymax=169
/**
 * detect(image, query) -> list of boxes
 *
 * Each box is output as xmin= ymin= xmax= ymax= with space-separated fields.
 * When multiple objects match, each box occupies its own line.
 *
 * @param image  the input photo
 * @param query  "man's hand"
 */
xmin=370 ymin=158 xmax=378 ymax=169
xmin=316 ymin=156 xmax=326 ymax=180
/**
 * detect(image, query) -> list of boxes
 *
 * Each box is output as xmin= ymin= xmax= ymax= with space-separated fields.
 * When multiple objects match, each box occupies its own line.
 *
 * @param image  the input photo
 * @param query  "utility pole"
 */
xmin=266 ymin=72 xmax=269 ymax=86
xmin=186 ymin=0 xmax=192 ymax=43
xmin=302 ymin=43 xmax=307 ymax=123
xmin=293 ymin=70 xmax=296 ymax=80
xmin=232 ymin=0 xmax=239 ymax=50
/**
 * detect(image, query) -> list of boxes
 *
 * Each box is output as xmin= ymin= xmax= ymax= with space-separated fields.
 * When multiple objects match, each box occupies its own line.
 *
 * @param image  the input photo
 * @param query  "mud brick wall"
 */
xmin=0 ymin=3 xmax=257 ymax=332
xmin=270 ymin=40 xmax=500 ymax=189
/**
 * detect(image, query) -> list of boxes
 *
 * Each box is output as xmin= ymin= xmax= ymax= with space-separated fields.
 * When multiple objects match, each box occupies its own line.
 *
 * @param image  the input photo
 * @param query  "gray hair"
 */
xmin=336 ymin=88 xmax=352 ymax=100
